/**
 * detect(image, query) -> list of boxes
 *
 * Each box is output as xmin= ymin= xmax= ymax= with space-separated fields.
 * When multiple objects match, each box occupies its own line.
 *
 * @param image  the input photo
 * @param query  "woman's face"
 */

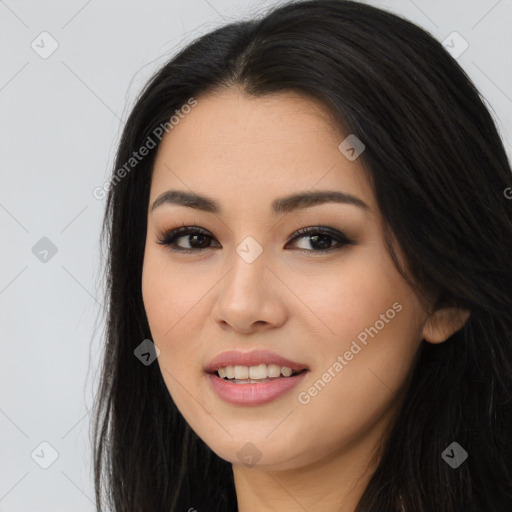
xmin=141 ymin=89 xmax=431 ymax=470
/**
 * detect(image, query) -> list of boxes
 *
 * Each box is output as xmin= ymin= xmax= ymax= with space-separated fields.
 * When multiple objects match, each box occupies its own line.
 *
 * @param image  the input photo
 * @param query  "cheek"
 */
xmin=142 ymin=245 xmax=208 ymax=341
xmin=141 ymin=246 xmax=211 ymax=399
xmin=282 ymin=243 xmax=414 ymax=350
xmin=289 ymin=247 xmax=423 ymax=430
xmin=287 ymin=297 xmax=423 ymax=470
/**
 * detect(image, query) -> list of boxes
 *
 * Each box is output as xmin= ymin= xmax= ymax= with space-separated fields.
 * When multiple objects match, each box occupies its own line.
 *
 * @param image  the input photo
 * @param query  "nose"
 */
xmin=211 ymin=244 xmax=287 ymax=334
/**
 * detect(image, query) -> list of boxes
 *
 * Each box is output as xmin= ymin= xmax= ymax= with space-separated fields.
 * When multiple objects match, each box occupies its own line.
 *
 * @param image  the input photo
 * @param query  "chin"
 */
xmin=201 ymin=433 xmax=313 ymax=471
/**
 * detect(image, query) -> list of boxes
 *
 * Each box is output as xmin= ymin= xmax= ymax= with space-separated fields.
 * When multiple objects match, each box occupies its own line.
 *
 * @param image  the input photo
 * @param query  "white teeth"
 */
xmin=234 ymin=365 xmax=249 ymax=379
xmin=267 ymin=364 xmax=281 ymax=378
xmin=216 ymin=364 xmax=300 ymax=380
xmin=281 ymin=366 xmax=293 ymax=377
xmin=249 ymin=364 xmax=267 ymax=379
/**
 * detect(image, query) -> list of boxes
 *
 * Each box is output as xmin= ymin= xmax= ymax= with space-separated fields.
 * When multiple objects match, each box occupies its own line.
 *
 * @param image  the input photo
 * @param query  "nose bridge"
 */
xmin=213 ymin=232 xmax=273 ymax=322
xmin=235 ymin=233 xmax=266 ymax=266
xmin=228 ymin=234 xmax=268 ymax=294
xmin=211 ymin=226 xmax=289 ymax=332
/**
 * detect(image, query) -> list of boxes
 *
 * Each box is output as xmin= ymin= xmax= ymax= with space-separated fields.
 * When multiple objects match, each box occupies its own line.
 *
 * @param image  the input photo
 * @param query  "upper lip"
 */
xmin=205 ymin=349 xmax=309 ymax=374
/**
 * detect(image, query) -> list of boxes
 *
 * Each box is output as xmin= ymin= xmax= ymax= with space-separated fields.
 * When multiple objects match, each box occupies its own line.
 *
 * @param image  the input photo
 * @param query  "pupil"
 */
xmin=311 ymin=234 xmax=331 ymax=250
xmin=190 ymin=234 xmax=208 ymax=248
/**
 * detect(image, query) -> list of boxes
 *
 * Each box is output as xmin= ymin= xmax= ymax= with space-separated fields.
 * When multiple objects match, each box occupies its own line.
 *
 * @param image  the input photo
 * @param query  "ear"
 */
xmin=422 ymin=307 xmax=470 ymax=344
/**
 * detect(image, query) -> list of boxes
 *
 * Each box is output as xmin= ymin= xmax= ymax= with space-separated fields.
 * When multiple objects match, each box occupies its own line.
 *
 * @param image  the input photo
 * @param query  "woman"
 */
xmin=91 ymin=1 xmax=512 ymax=510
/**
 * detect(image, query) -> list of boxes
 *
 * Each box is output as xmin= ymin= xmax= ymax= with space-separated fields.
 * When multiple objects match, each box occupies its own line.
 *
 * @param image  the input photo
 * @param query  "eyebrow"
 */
xmin=150 ymin=189 xmax=369 ymax=215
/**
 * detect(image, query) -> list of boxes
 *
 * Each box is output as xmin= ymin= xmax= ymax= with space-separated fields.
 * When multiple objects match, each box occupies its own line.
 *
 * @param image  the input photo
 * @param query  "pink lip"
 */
xmin=207 ymin=371 xmax=308 ymax=406
xmin=204 ymin=349 xmax=309 ymax=374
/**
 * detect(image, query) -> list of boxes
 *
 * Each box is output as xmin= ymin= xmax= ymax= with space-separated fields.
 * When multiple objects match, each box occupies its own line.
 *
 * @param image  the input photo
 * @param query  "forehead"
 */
xmin=150 ymin=88 xmax=375 ymax=214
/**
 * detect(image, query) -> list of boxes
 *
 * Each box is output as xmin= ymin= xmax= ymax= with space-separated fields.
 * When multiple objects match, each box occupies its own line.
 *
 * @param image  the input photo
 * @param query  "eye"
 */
xmin=286 ymin=226 xmax=354 ymax=254
xmin=156 ymin=224 xmax=219 ymax=253
xmin=156 ymin=224 xmax=354 ymax=254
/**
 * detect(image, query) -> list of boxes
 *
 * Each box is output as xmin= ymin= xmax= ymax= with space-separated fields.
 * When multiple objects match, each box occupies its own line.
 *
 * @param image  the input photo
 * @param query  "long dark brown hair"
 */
xmin=91 ymin=1 xmax=512 ymax=510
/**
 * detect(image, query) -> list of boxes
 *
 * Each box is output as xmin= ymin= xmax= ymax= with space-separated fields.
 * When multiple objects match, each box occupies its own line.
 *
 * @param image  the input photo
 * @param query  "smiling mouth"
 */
xmin=206 ymin=364 xmax=309 ymax=405
xmin=213 ymin=366 xmax=308 ymax=384
xmin=204 ymin=350 xmax=310 ymax=390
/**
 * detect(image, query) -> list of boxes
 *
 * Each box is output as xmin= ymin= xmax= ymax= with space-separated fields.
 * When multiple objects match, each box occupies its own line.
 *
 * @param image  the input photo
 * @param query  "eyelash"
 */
xmin=156 ymin=223 xmax=354 ymax=255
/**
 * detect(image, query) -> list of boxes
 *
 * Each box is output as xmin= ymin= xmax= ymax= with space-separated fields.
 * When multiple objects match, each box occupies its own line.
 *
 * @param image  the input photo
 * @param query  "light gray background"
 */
xmin=1 ymin=0 xmax=511 ymax=510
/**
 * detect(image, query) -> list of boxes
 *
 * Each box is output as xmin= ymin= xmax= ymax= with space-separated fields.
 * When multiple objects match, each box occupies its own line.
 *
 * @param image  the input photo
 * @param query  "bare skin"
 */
xmin=141 ymin=88 xmax=469 ymax=512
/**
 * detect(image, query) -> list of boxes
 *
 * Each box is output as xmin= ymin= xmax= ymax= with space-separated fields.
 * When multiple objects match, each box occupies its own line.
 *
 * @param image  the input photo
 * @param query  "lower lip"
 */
xmin=207 ymin=371 xmax=308 ymax=406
